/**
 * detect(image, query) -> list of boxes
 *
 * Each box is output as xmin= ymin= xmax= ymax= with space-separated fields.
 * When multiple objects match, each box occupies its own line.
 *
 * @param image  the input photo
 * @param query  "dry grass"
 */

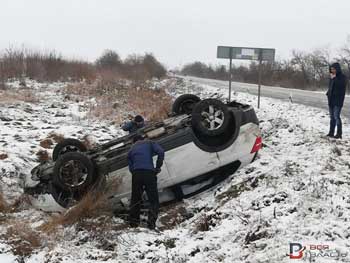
xmin=39 ymin=177 xmax=122 ymax=233
xmin=36 ymin=149 xmax=50 ymax=162
xmin=158 ymin=204 xmax=194 ymax=230
xmin=0 ymin=190 xmax=9 ymax=213
xmin=193 ymin=212 xmax=222 ymax=233
xmin=65 ymin=79 xmax=172 ymax=123
xmin=10 ymin=194 xmax=32 ymax=212
xmin=195 ymin=214 xmax=211 ymax=232
xmin=40 ymin=138 xmax=54 ymax=149
xmin=0 ymin=191 xmax=32 ymax=214
xmin=0 ymin=153 xmax=8 ymax=160
xmin=3 ymin=221 xmax=42 ymax=257
xmin=126 ymin=87 xmax=172 ymax=121
xmin=0 ymin=89 xmax=40 ymax=104
xmin=47 ymin=132 xmax=65 ymax=144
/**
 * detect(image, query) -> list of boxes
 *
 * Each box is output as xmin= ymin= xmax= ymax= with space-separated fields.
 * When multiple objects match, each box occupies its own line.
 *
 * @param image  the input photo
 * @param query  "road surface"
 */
xmin=185 ymin=76 xmax=350 ymax=119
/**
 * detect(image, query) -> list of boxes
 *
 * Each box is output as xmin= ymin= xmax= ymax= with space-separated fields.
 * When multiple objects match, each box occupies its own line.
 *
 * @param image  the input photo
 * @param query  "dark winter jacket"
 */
xmin=127 ymin=140 xmax=165 ymax=173
xmin=326 ymin=63 xmax=347 ymax=107
xmin=121 ymin=120 xmax=145 ymax=133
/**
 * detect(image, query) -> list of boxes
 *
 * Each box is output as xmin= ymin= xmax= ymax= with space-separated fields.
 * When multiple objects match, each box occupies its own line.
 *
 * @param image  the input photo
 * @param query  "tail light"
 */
xmin=251 ymin=136 xmax=262 ymax=153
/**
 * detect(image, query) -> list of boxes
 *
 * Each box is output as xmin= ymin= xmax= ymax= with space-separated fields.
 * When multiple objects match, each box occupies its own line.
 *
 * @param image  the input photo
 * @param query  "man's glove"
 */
xmin=155 ymin=168 xmax=161 ymax=174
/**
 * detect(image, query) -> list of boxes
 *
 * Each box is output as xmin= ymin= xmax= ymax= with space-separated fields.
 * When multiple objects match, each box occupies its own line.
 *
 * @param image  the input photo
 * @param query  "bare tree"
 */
xmin=338 ymin=35 xmax=350 ymax=93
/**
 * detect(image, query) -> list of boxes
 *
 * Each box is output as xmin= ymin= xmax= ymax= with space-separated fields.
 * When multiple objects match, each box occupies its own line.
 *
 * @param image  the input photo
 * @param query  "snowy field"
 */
xmin=1 ymin=77 xmax=350 ymax=262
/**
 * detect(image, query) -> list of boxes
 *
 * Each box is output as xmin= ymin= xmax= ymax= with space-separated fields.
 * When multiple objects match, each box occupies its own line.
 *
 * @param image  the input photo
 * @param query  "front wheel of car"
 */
xmin=53 ymin=152 xmax=95 ymax=192
xmin=192 ymin=99 xmax=230 ymax=136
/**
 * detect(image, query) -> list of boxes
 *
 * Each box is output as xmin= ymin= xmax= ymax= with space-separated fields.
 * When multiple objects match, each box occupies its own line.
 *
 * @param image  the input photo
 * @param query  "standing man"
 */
xmin=127 ymin=134 xmax=164 ymax=229
xmin=121 ymin=115 xmax=145 ymax=134
xmin=326 ymin=62 xmax=347 ymax=139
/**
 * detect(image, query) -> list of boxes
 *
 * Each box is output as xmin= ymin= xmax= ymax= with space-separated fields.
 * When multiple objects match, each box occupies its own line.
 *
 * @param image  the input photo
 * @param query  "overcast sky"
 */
xmin=1 ymin=0 xmax=350 ymax=68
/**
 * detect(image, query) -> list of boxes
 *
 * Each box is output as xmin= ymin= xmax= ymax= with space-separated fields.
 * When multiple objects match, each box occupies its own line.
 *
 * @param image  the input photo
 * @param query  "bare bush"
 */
xmin=65 ymin=77 xmax=172 ymax=123
xmin=0 ymin=47 xmax=166 ymax=84
xmin=126 ymin=87 xmax=172 ymax=121
xmin=0 ymin=47 xmax=96 ymax=82
xmin=39 ymin=177 xmax=122 ymax=233
xmin=3 ymin=222 xmax=42 ymax=258
xmin=36 ymin=150 xmax=50 ymax=162
xmin=0 ymin=89 xmax=40 ymax=104
xmin=47 ymin=132 xmax=65 ymax=144
xmin=0 ymin=190 xmax=9 ymax=213
xmin=0 ymin=153 xmax=8 ymax=160
xmin=96 ymin=50 xmax=122 ymax=70
xmin=40 ymin=138 xmax=54 ymax=149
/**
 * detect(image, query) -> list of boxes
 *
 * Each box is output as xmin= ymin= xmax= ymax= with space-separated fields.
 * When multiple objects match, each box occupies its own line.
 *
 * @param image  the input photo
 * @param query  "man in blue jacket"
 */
xmin=121 ymin=115 xmax=145 ymax=134
xmin=326 ymin=62 xmax=347 ymax=139
xmin=128 ymin=134 xmax=165 ymax=229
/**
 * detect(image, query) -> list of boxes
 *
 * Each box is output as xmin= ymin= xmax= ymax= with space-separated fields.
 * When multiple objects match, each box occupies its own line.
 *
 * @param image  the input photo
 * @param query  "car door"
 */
xmin=105 ymin=157 xmax=173 ymax=202
xmin=164 ymin=141 xmax=220 ymax=185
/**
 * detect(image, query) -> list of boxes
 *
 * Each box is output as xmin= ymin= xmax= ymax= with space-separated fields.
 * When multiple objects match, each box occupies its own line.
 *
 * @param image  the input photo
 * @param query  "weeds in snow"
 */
xmin=39 ymin=177 xmax=122 ymax=233
xmin=3 ymin=222 xmax=42 ymax=258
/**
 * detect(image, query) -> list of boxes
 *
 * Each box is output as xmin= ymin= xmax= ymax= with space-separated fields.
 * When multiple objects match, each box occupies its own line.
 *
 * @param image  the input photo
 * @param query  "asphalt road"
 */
xmin=185 ymin=76 xmax=350 ymax=119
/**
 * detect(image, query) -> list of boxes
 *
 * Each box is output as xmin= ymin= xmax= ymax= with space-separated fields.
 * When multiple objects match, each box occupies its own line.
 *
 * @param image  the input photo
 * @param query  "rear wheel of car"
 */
xmin=192 ymin=99 xmax=230 ymax=136
xmin=50 ymin=175 xmax=105 ymax=208
xmin=172 ymin=94 xmax=201 ymax=115
xmin=52 ymin=138 xmax=87 ymax=161
xmin=52 ymin=152 xmax=95 ymax=192
xmin=50 ymin=183 xmax=85 ymax=208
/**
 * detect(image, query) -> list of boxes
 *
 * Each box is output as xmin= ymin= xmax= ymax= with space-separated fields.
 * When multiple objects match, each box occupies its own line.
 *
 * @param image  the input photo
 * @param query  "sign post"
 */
xmin=228 ymin=48 xmax=233 ymax=102
xmin=258 ymin=49 xmax=263 ymax=109
xmin=217 ymin=46 xmax=275 ymax=108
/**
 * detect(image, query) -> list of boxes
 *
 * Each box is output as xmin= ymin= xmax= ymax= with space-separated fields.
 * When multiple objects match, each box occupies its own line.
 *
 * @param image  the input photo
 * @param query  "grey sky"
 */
xmin=1 ymin=0 xmax=350 ymax=68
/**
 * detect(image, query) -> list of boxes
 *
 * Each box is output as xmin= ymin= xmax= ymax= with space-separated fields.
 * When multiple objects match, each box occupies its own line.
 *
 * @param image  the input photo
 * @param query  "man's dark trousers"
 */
xmin=329 ymin=105 xmax=342 ymax=135
xmin=129 ymin=170 xmax=159 ymax=229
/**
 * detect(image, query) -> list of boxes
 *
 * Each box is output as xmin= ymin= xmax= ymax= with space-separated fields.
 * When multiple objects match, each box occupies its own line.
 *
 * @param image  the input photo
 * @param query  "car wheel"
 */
xmin=53 ymin=152 xmax=95 ymax=192
xmin=50 ymin=175 xmax=106 ymax=209
xmin=52 ymin=138 xmax=87 ymax=161
xmin=50 ymin=183 xmax=83 ymax=208
xmin=172 ymin=94 xmax=201 ymax=115
xmin=192 ymin=99 xmax=230 ymax=136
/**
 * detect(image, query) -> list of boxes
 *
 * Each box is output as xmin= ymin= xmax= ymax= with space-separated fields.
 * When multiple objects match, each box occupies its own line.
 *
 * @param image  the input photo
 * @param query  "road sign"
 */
xmin=217 ymin=46 xmax=275 ymax=107
xmin=217 ymin=46 xmax=275 ymax=62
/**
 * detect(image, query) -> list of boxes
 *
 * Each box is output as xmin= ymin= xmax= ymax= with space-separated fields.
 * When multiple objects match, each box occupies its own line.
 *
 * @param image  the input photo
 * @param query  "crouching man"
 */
xmin=121 ymin=115 xmax=145 ymax=134
xmin=127 ymin=134 xmax=164 ymax=229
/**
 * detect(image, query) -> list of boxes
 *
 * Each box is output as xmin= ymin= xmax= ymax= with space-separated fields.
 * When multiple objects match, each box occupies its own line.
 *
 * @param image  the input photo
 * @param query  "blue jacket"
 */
xmin=121 ymin=120 xmax=145 ymax=133
xmin=128 ymin=140 xmax=165 ymax=173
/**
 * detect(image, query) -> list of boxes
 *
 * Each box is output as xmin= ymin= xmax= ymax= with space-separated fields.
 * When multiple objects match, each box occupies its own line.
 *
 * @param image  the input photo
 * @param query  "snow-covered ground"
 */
xmin=1 ymin=77 xmax=350 ymax=262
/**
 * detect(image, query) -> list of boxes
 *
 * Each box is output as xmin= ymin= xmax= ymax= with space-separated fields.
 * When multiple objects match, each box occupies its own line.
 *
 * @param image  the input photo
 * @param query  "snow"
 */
xmin=1 ymin=77 xmax=350 ymax=262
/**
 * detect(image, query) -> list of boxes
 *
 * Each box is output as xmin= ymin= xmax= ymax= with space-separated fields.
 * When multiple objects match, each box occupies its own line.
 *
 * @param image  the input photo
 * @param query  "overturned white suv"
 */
xmin=25 ymin=94 xmax=262 ymax=210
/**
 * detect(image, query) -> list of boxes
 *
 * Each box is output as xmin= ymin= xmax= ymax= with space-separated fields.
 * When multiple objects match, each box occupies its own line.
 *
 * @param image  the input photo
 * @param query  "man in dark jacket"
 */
xmin=326 ymin=62 xmax=347 ymax=139
xmin=121 ymin=115 xmax=145 ymax=133
xmin=128 ymin=134 xmax=165 ymax=229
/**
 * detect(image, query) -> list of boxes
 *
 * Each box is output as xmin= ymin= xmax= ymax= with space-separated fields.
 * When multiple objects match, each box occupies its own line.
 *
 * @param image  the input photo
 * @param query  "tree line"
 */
xmin=0 ymin=47 xmax=167 ymax=86
xmin=181 ymin=41 xmax=350 ymax=91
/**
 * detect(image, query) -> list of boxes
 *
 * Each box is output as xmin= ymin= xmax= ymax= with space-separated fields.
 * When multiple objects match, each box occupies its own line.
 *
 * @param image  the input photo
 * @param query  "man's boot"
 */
xmin=334 ymin=126 xmax=342 ymax=139
xmin=334 ymin=133 xmax=342 ymax=139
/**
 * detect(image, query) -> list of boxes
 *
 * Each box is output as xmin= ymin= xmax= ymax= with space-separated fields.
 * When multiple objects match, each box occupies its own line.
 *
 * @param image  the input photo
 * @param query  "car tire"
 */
xmin=172 ymin=94 xmax=201 ymax=115
xmin=52 ymin=138 xmax=87 ymax=161
xmin=192 ymin=99 xmax=230 ymax=136
xmin=50 ymin=174 xmax=106 ymax=208
xmin=53 ymin=152 xmax=95 ymax=192
xmin=50 ymin=183 xmax=83 ymax=208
